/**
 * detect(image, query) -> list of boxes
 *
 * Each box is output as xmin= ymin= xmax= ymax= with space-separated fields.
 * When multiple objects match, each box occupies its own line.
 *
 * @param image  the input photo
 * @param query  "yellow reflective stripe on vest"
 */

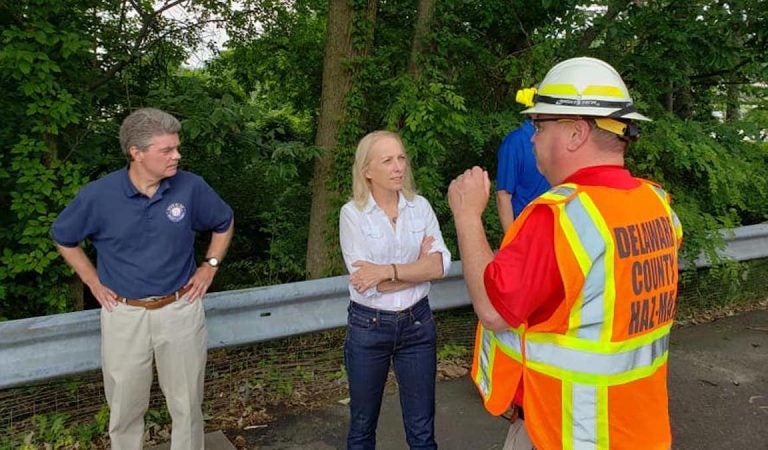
xmin=525 ymin=324 xmax=671 ymax=385
xmin=647 ymin=184 xmax=683 ymax=244
xmin=474 ymin=325 xmax=524 ymax=399
xmin=539 ymin=184 xmax=576 ymax=202
xmin=531 ymin=327 xmax=670 ymax=449
xmin=535 ymin=184 xmax=676 ymax=449
xmin=557 ymin=193 xmax=617 ymax=341
xmin=562 ymin=382 xmax=610 ymax=450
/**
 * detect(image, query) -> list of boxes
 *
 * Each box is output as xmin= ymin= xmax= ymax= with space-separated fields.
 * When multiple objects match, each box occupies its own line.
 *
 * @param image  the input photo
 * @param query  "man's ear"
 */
xmin=566 ymin=119 xmax=591 ymax=151
xmin=129 ymin=146 xmax=142 ymax=162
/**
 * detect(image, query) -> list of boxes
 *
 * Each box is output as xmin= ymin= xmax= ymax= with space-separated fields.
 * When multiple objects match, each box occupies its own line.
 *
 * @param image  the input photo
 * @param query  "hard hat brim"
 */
xmin=521 ymin=104 xmax=651 ymax=121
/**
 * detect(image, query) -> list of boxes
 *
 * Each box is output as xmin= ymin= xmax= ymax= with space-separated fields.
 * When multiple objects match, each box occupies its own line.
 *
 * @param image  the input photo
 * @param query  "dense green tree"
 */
xmin=0 ymin=0 xmax=765 ymax=319
xmin=0 ymin=0 xmax=250 ymax=318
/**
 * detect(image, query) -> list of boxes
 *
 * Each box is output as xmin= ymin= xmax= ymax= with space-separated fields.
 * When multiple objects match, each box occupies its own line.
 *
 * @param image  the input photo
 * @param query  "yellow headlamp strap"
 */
xmin=594 ymin=118 xmax=627 ymax=135
xmin=594 ymin=118 xmax=639 ymax=141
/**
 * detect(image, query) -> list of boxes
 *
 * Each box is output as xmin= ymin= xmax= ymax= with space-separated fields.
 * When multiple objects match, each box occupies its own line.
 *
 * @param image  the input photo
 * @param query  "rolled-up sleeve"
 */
xmin=339 ymin=203 xmax=380 ymax=298
xmin=340 ymin=205 xmax=362 ymax=272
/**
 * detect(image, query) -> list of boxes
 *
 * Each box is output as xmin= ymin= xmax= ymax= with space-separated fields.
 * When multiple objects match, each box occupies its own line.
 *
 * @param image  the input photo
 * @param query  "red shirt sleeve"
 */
xmin=484 ymin=205 xmax=564 ymax=328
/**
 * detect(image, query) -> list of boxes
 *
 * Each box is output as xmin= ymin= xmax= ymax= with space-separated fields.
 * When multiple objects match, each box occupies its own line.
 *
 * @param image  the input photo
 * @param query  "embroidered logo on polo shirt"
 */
xmin=166 ymin=203 xmax=186 ymax=222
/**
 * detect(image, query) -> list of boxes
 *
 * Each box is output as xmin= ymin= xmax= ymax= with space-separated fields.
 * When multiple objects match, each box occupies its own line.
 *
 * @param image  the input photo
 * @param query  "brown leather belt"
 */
xmin=121 ymin=285 xmax=193 ymax=310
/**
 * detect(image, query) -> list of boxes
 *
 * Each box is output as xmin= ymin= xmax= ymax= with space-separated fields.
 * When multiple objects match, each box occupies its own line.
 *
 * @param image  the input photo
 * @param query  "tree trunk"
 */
xmin=70 ymin=277 xmax=84 ymax=311
xmin=306 ymin=0 xmax=376 ymax=278
xmin=725 ymin=83 xmax=740 ymax=121
xmin=665 ymin=80 xmax=674 ymax=113
xmin=408 ymin=0 xmax=436 ymax=80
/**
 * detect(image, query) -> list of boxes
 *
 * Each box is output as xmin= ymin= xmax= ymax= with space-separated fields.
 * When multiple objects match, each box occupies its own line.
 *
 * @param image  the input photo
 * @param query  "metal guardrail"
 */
xmin=1 ymin=224 xmax=766 ymax=390
xmin=685 ymin=223 xmax=768 ymax=268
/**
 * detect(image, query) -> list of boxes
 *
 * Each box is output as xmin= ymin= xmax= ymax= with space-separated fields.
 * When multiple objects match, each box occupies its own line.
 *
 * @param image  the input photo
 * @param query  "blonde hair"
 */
xmin=352 ymin=130 xmax=416 ymax=209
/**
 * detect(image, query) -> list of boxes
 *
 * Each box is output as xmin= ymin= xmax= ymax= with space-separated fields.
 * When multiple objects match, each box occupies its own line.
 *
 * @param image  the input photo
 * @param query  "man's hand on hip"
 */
xmin=88 ymin=280 xmax=120 ymax=312
xmin=184 ymin=265 xmax=217 ymax=302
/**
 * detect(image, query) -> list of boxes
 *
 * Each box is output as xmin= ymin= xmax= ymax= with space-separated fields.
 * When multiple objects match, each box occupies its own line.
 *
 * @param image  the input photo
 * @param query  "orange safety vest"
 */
xmin=471 ymin=180 xmax=683 ymax=450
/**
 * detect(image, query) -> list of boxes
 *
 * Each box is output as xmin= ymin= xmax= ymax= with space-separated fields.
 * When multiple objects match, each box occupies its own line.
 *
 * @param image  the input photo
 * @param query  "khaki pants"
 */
xmin=101 ymin=295 xmax=207 ymax=450
xmin=503 ymin=419 xmax=535 ymax=450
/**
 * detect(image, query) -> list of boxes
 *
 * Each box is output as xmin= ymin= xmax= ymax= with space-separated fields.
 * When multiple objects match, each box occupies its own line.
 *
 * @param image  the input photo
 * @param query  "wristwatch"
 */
xmin=204 ymin=257 xmax=220 ymax=268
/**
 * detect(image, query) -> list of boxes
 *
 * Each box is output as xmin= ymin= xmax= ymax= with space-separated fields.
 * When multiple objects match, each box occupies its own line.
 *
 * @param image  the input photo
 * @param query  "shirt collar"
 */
xmin=120 ymin=166 xmax=139 ymax=197
xmin=120 ymin=166 xmax=173 ymax=198
xmin=363 ymin=191 xmax=414 ymax=214
xmin=562 ymin=165 xmax=639 ymax=189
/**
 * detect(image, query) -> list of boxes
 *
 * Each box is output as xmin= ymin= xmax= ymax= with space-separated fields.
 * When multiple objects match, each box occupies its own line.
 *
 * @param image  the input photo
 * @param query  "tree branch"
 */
xmin=690 ymin=59 xmax=753 ymax=81
xmin=577 ymin=0 xmax=633 ymax=51
xmin=89 ymin=1 xmax=217 ymax=92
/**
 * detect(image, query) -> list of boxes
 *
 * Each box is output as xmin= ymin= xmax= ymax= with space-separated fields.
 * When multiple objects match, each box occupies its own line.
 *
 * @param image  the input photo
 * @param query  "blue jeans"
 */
xmin=344 ymin=297 xmax=438 ymax=450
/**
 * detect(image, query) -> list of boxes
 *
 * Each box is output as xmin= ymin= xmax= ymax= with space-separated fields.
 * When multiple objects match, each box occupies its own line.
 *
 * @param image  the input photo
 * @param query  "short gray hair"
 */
xmin=119 ymin=108 xmax=181 ymax=160
xmin=591 ymin=125 xmax=629 ymax=154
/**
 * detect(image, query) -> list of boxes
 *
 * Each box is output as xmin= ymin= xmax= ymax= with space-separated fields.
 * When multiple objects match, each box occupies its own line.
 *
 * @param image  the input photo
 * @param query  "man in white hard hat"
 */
xmin=448 ymin=57 xmax=683 ymax=449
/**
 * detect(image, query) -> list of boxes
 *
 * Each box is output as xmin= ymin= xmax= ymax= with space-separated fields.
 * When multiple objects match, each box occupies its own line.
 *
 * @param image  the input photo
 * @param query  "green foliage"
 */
xmin=628 ymin=114 xmax=768 ymax=265
xmin=437 ymin=343 xmax=469 ymax=360
xmin=224 ymin=0 xmax=328 ymax=113
xmin=140 ymin=69 xmax=320 ymax=288
xmin=0 ymin=0 xmax=324 ymax=316
xmin=1 ymin=0 xmax=766 ymax=319
xmin=0 ymin=1 xmax=94 ymax=318
xmin=560 ymin=1 xmax=767 ymax=121
xmin=144 ymin=405 xmax=172 ymax=428
xmin=0 ymin=405 xmax=109 ymax=449
xmin=0 ymin=1 xmax=145 ymax=316
xmin=677 ymin=259 xmax=768 ymax=316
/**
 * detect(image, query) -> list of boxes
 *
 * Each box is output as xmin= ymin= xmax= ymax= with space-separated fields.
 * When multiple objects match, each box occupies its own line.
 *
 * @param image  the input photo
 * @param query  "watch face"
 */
xmin=207 ymin=257 xmax=219 ymax=267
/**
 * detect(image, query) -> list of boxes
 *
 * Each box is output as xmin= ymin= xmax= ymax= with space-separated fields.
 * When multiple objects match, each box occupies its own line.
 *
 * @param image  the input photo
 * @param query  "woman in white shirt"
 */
xmin=339 ymin=130 xmax=451 ymax=450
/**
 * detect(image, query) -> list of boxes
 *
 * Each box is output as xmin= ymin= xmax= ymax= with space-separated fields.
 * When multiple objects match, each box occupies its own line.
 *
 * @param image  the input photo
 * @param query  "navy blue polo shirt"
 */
xmin=52 ymin=168 xmax=233 ymax=298
xmin=496 ymin=120 xmax=551 ymax=217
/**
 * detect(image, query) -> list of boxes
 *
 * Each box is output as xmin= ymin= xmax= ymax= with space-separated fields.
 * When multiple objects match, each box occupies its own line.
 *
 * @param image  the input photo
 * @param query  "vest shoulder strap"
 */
xmin=535 ymin=183 xmax=579 ymax=204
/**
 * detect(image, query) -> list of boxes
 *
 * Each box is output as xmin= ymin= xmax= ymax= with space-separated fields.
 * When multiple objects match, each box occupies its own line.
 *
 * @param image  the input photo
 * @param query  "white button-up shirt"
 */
xmin=339 ymin=193 xmax=451 ymax=311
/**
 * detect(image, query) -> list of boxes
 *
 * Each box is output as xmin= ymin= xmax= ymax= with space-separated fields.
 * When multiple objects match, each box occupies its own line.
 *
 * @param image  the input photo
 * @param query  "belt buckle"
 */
xmin=119 ymin=294 xmax=165 ymax=305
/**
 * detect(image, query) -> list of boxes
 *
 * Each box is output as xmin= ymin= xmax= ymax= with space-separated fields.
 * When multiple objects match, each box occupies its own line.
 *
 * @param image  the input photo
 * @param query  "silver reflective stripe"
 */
xmin=477 ymin=328 xmax=492 ymax=396
xmin=648 ymin=184 xmax=668 ymax=202
xmin=476 ymin=327 xmax=523 ymax=400
xmin=550 ymin=185 xmax=577 ymax=197
xmin=573 ymin=384 xmax=598 ymax=450
xmin=526 ymin=334 xmax=669 ymax=377
xmin=495 ymin=329 xmax=523 ymax=355
xmin=564 ymin=196 xmax=607 ymax=341
xmin=671 ymin=210 xmax=681 ymax=232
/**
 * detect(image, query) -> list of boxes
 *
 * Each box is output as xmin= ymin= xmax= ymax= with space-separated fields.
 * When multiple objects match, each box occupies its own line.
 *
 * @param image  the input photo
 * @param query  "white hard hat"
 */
xmin=517 ymin=57 xmax=651 ymax=121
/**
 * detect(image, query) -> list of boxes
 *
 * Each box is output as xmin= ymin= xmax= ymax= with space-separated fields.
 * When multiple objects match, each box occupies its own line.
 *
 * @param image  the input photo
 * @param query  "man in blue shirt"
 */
xmin=495 ymin=119 xmax=550 ymax=231
xmin=52 ymin=108 xmax=234 ymax=450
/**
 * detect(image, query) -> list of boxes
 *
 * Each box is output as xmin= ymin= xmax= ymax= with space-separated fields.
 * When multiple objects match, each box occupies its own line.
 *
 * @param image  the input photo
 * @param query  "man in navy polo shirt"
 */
xmin=52 ymin=107 xmax=234 ymax=450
